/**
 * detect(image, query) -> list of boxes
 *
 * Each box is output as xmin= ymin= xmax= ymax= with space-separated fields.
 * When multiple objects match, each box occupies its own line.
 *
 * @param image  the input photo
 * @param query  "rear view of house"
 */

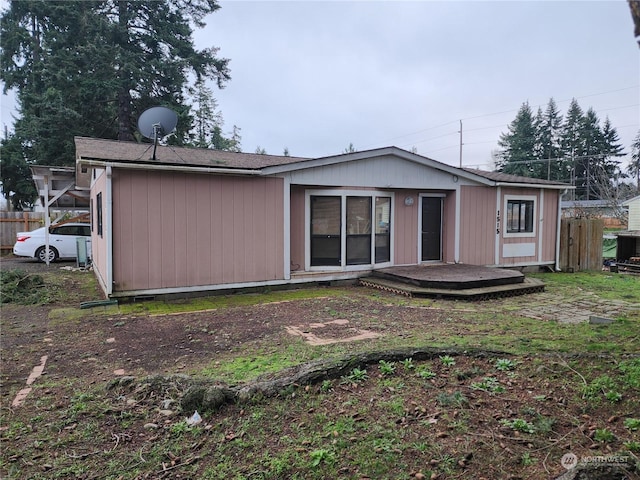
xmin=75 ymin=137 xmax=569 ymax=298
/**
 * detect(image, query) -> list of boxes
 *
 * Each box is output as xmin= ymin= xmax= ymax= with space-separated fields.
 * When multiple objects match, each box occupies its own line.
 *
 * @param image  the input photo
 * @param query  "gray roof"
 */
xmin=561 ymin=200 xmax=617 ymax=208
xmin=75 ymin=137 xmax=310 ymax=170
xmin=462 ymin=168 xmax=569 ymax=186
xmin=75 ymin=137 xmax=571 ymax=189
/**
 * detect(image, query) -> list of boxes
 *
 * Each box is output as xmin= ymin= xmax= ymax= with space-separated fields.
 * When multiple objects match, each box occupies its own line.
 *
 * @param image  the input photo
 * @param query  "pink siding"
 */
xmin=542 ymin=191 xmax=559 ymax=262
xmin=289 ymin=186 xmax=305 ymax=271
xmin=499 ymin=187 xmax=539 ymax=265
xmin=112 ymin=170 xmax=284 ymax=292
xmin=394 ymin=191 xmax=419 ymax=264
xmin=441 ymin=191 xmax=456 ymax=263
xmin=459 ymin=186 xmax=496 ymax=265
xmin=91 ymin=170 xmax=109 ymax=292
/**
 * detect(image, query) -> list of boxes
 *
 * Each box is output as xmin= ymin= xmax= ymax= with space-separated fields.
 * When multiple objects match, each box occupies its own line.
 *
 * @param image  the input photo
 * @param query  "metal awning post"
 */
xmin=40 ymin=175 xmax=74 ymax=265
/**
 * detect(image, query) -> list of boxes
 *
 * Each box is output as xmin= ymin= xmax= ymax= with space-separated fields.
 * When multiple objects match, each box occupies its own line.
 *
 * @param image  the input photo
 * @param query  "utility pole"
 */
xmin=458 ymin=120 xmax=463 ymax=167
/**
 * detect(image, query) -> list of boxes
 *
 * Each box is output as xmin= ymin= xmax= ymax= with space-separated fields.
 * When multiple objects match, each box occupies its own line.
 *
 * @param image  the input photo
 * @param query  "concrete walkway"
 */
xmin=501 ymin=291 xmax=639 ymax=324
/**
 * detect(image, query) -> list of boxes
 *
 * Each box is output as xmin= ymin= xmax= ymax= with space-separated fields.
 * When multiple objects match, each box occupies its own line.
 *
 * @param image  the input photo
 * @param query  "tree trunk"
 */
xmin=107 ymin=347 xmax=508 ymax=413
xmin=116 ymin=1 xmax=134 ymax=141
xmin=117 ymin=88 xmax=133 ymax=141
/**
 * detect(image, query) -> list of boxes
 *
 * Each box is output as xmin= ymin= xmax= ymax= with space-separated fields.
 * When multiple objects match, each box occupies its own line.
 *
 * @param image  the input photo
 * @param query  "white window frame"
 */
xmin=503 ymin=194 xmax=537 ymax=238
xmin=305 ymin=189 xmax=394 ymax=271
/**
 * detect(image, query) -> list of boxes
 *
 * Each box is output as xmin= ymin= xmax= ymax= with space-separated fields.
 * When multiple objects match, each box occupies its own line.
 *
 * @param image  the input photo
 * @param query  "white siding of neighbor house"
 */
xmin=628 ymin=197 xmax=640 ymax=231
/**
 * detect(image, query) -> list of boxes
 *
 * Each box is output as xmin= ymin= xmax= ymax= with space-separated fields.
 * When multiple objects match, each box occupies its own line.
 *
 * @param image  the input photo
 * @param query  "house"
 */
xmin=623 ymin=195 xmax=640 ymax=231
xmin=560 ymin=199 xmax=627 ymax=229
xmin=615 ymin=196 xmax=640 ymax=270
xmin=75 ymin=137 xmax=571 ymax=298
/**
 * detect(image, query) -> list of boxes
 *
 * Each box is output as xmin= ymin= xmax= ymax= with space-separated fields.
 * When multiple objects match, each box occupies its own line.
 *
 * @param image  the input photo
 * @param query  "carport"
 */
xmin=30 ymin=166 xmax=90 ymax=265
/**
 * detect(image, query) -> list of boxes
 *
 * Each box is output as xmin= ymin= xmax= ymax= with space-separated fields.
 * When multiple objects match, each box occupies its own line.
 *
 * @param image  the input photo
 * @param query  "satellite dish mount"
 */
xmin=137 ymin=106 xmax=178 ymax=160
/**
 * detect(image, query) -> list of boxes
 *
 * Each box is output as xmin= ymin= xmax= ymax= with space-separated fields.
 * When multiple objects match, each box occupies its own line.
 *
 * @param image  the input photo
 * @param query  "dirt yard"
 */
xmin=1 ymin=256 xmax=639 ymax=480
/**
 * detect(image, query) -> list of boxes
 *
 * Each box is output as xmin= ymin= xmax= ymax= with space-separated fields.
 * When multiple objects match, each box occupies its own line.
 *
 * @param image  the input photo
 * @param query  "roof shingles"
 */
xmin=462 ymin=168 xmax=568 ymax=186
xmin=75 ymin=137 xmax=570 ymax=188
xmin=75 ymin=137 xmax=309 ymax=170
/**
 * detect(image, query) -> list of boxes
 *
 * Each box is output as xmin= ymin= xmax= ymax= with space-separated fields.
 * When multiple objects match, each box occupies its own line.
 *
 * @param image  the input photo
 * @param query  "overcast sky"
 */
xmin=1 ymin=0 xmax=638 ymax=172
xmin=194 ymin=0 xmax=639 ymax=170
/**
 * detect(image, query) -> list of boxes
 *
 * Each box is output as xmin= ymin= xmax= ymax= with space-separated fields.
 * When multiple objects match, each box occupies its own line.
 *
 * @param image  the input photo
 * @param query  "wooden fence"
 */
xmin=0 ymin=211 xmax=44 ymax=252
xmin=559 ymin=218 xmax=603 ymax=272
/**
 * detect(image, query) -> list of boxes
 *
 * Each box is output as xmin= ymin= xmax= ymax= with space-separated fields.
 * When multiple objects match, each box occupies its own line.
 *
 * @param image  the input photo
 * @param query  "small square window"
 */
xmin=506 ymin=199 xmax=534 ymax=234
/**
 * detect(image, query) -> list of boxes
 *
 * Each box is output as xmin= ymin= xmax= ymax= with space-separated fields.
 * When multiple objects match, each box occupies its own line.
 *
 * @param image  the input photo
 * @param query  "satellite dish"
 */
xmin=137 ymin=106 xmax=178 ymax=160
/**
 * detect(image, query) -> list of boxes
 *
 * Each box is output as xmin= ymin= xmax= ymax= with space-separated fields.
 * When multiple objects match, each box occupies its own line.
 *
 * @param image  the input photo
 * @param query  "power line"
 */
xmin=366 ymin=85 xmax=640 ymax=152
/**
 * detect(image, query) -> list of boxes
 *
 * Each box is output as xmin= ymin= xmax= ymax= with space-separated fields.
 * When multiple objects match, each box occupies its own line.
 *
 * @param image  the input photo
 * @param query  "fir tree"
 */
xmin=534 ymin=98 xmax=563 ymax=180
xmin=559 ymin=99 xmax=585 ymax=193
xmin=1 ymin=0 xmax=231 ymax=206
xmin=496 ymin=102 xmax=537 ymax=177
xmin=0 ymin=135 xmax=38 ymax=210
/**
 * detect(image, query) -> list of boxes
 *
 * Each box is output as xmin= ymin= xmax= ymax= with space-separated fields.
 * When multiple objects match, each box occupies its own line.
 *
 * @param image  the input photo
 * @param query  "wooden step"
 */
xmin=359 ymin=276 xmax=545 ymax=300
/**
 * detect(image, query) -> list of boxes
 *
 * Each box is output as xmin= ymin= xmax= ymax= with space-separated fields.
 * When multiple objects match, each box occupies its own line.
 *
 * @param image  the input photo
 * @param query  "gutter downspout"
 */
xmin=555 ymin=188 xmax=569 ymax=271
xmin=106 ymin=165 xmax=113 ymax=296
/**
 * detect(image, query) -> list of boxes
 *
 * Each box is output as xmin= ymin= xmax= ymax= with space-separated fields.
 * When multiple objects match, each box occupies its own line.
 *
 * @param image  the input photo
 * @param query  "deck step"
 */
xmin=359 ymin=276 xmax=545 ymax=300
xmin=372 ymin=264 xmax=524 ymax=290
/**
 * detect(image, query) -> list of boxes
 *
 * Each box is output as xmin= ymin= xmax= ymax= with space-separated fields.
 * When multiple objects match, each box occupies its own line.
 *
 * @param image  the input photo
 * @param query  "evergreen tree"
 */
xmin=559 ymin=99 xmax=585 ymax=194
xmin=1 ymin=0 xmax=230 ymax=205
xmin=190 ymin=79 xmax=240 ymax=151
xmin=577 ymin=108 xmax=606 ymax=200
xmin=534 ymin=98 xmax=563 ymax=180
xmin=227 ymin=125 xmax=242 ymax=153
xmin=0 ymin=135 xmax=38 ymax=210
xmin=343 ymin=142 xmax=357 ymax=153
xmin=594 ymin=117 xmax=625 ymax=199
xmin=496 ymin=102 xmax=537 ymax=177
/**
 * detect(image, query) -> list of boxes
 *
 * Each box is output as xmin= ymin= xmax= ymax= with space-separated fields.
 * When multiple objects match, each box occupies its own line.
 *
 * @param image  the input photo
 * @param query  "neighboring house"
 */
xmin=616 ymin=196 xmax=640 ymax=265
xmin=561 ymin=199 xmax=627 ymax=229
xmin=75 ymin=137 xmax=571 ymax=298
xmin=623 ymin=195 xmax=640 ymax=231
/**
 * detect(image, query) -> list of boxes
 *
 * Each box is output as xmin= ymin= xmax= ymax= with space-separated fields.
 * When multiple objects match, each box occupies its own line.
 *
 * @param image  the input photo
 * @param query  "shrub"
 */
xmin=0 ymin=269 xmax=48 ymax=304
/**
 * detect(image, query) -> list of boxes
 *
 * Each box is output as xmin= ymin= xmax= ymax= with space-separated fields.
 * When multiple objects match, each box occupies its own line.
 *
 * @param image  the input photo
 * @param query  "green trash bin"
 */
xmin=76 ymin=237 xmax=89 ymax=268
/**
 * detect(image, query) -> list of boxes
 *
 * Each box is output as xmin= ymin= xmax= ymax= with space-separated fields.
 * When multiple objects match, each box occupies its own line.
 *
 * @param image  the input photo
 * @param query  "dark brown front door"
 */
xmin=421 ymin=197 xmax=442 ymax=261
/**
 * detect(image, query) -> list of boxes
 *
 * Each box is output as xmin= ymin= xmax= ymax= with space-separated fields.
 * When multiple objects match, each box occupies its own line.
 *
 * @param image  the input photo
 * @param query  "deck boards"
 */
xmin=373 ymin=264 xmax=524 ymax=290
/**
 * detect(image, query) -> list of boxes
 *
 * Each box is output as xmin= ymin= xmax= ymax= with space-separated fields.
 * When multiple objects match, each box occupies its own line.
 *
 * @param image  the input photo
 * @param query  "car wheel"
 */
xmin=36 ymin=246 xmax=58 ymax=263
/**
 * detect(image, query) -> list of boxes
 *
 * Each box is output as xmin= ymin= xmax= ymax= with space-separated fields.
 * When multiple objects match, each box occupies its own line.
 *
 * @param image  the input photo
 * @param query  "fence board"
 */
xmin=559 ymin=218 xmax=603 ymax=272
xmin=0 ymin=212 xmax=44 ymax=251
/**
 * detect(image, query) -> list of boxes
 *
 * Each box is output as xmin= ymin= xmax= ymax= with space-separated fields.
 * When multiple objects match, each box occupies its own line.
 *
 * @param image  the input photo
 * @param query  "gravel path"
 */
xmin=1 ymin=255 xmax=77 ymax=273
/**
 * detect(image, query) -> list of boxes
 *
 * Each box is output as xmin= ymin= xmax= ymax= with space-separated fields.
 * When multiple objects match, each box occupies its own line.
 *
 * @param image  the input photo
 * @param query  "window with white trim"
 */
xmin=504 ymin=195 xmax=536 ymax=236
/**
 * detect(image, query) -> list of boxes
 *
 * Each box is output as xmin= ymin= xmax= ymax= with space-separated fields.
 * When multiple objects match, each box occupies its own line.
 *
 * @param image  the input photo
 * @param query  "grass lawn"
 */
xmin=1 ymin=270 xmax=638 ymax=479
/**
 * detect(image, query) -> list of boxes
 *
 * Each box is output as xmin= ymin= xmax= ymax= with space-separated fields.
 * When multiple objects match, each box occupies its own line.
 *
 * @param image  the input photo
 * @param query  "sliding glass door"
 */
xmin=375 ymin=197 xmax=391 ymax=263
xmin=346 ymin=197 xmax=372 ymax=265
xmin=309 ymin=192 xmax=392 ymax=269
xmin=310 ymin=196 xmax=341 ymax=266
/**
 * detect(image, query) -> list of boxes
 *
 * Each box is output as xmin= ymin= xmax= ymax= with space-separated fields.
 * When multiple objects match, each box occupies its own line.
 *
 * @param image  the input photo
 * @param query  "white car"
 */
xmin=13 ymin=223 xmax=91 ymax=262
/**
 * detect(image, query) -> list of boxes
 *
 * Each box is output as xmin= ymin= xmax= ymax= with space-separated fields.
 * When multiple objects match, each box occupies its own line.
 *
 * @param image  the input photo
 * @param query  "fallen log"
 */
xmin=107 ymin=346 xmax=508 ymax=413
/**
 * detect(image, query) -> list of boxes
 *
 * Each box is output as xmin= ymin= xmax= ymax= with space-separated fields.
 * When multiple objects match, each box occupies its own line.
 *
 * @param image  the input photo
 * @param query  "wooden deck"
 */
xmin=360 ymin=264 xmax=543 ymax=300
